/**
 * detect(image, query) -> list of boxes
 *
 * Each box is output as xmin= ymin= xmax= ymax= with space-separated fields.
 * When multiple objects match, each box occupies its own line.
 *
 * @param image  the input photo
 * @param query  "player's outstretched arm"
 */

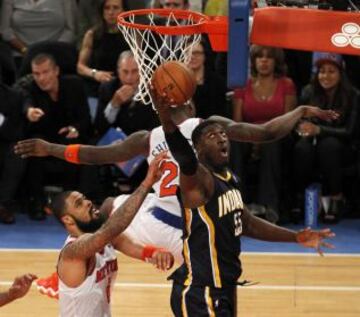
xmin=14 ymin=130 xmax=150 ymax=164
xmin=0 ymin=274 xmax=37 ymax=307
xmin=210 ymin=106 xmax=339 ymax=143
xmin=61 ymin=152 xmax=167 ymax=261
xmin=241 ymin=207 xmax=335 ymax=255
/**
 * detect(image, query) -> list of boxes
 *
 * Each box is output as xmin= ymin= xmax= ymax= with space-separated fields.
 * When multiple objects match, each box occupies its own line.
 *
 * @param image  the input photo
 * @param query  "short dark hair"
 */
xmin=249 ymin=45 xmax=286 ymax=78
xmin=31 ymin=53 xmax=57 ymax=67
xmin=50 ymin=191 xmax=73 ymax=225
xmin=191 ymin=119 xmax=220 ymax=147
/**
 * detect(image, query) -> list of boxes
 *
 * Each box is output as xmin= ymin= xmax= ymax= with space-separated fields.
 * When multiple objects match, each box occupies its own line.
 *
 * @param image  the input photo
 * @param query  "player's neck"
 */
xmin=171 ymin=110 xmax=191 ymax=125
xmin=206 ymin=163 xmax=228 ymax=176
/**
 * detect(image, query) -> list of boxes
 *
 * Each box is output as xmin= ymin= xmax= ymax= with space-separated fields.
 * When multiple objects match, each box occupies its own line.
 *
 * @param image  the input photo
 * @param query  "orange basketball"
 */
xmin=151 ymin=61 xmax=196 ymax=106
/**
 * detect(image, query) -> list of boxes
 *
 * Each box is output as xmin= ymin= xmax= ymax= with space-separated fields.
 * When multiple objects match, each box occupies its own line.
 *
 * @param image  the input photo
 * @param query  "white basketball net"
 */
xmin=118 ymin=11 xmax=203 ymax=107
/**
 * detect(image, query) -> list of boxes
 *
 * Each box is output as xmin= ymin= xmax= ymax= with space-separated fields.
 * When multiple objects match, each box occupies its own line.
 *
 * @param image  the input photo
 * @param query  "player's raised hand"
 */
xmin=296 ymin=227 xmax=335 ymax=256
xmin=142 ymin=151 xmax=169 ymax=188
xmin=149 ymin=85 xmax=174 ymax=113
xmin=150 ymin=249 xmax=174 ymax=271
xmin=8 ymin=274 xmax=38 ymax=301
xmin=301 ymin=105 xmax=339 ymax=122
xmin=14 ymin=138 xmax=51 ymax=158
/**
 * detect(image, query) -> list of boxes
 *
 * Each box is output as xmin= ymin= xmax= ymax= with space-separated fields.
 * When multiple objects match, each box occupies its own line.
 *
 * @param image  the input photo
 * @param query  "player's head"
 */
xmin=168 ymin=99 xmax=196 ymax=118
xmin=192 ymin=120 xmax=230 ymax=170
xmin=51 ymin=191 xmax=107 ymax=234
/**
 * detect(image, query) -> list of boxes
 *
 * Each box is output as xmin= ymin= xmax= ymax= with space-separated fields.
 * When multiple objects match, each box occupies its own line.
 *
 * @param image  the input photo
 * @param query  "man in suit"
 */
xmin=0 ymin=84 xmax=26 ymax=223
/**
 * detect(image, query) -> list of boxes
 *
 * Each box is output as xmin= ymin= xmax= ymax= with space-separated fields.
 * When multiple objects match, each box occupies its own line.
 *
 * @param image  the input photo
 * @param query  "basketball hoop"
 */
xmin=117 ymin=9 xmax=227 ymax=106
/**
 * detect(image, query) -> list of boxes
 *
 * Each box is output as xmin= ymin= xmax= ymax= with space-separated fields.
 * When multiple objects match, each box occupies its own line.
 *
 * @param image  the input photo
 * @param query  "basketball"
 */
xmin=151 ymin=61 xmax=197 ymax=106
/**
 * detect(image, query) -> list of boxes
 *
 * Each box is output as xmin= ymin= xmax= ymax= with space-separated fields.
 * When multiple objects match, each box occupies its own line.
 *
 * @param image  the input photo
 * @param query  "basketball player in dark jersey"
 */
xmin=154 ymin=95 xmax=335 ymax=316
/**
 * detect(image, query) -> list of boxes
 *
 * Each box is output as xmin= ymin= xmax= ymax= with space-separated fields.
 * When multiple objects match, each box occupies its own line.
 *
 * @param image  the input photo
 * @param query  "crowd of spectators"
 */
xmin=0 ymin=0 xmax=359 ymax=225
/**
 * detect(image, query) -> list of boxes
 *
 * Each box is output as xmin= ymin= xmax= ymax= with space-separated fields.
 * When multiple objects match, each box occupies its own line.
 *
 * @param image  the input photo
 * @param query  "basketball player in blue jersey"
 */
xmin=154 ymin=95 xmax=335 ymax=316
xmin=14 ymin=98 xmax=338 ymax=298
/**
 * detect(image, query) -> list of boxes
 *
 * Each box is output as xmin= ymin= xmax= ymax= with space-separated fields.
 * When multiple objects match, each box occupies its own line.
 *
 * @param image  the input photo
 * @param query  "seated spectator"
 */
xmin=151 ymin=0 xmax=189 ymax=9
xmin=1 ymin=0 xmax=76 ymax=70
xmin=0 ymin=83 xmax=26 ymax=224
xmin=232 ymin=45 xmax=297 ymax=222
xmin=187 ymin=39 xmax=228 ymax=118
xmin=292 ymin=53 xmax=359 ymax=223
xmin=77 ymin=0 xmax=143 ymax=47
xmin=94 ymin=50 xmax=159 ymax=138
xmin=94 ymin=50 xmax=159 ymax=191
xmin=0 ymin=39 xmax=16 ymax=86
xmin=21 ymin=53 xmax=92 ymax=220
xmin=77 ymin=0 xmax=129 ymax=97
xmin=77 ymin=0 xmax=103 ymax=49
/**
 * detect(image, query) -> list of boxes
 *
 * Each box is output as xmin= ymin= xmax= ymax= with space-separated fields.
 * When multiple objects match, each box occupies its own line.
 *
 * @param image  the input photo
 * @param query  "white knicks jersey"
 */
xmin=147 ymin=118 xmax=202 ymax=216
xmin=59 ymin=236 xmax=118 ymax=317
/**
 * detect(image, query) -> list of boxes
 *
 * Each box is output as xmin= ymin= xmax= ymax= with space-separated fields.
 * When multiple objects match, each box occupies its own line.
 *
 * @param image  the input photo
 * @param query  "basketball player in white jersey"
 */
xmin=52 ymin=152 xmax=174 ymax=316
xmin=15 ymin=101 xmax=338 ymax=297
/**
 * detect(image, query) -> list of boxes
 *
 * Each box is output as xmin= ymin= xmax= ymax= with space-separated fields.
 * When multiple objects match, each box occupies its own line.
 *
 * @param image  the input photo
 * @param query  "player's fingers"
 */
xmin=162 ymin=254 xmax=169 ymax=271
xmin=166 ymin=254 xmax=174 ymax=270
xmin=321 ymin=241 xmax=335 ymax=249
xmin=320 ymin=228 xmax=335 ymax=235
xmin=24 ymin=273 xmax=38 ymax=282
xmin=317 ymin=247 xmax=324 ymax=257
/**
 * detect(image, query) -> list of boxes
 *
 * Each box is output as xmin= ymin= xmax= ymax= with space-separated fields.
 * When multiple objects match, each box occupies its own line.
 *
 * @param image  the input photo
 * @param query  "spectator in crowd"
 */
xmin=187 ymin=39 xmax=228 ymax=118
xmin=292 ymin=52 xmax=359 ymax=223
xmin=1 ymin=0 xmax=76 ymax=70
xmin=0 ymin=39 xmax=16 ymax=86
xmin=94 ymin=50 xmax=159 ymax=193
xmin=232 ymin=45 xmax=297 ymax=222
xmin=77 ymin=0 xmax=147 ymax=46
xmin=22 ymin=53 xmax=92 ymax=220
xmin=77 ymin=0 xmax=129 ymax=97
xmin=0 ymin=83 xmax=26 ymax=224
xmin=76 ymin=0 xmax=103 ymax=48
xmin=151 ymin=0 xmax=189 ymax=9
xmin=0 ymin=274 xmax=37 ymax=307
xmin=94 ymin=50 xmax=158 ymax=138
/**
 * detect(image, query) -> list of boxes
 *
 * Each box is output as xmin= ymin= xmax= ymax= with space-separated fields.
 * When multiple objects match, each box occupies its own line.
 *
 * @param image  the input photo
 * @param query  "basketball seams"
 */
xmin=162 ymin=63 xmax=189 ymax=103
xmin=152 ymin=61 xmax=196 ymax=106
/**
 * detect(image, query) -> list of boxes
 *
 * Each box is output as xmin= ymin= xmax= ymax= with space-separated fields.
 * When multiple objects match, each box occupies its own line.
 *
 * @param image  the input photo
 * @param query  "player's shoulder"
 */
xmin=180 ymin=117 xmax=202 ymax=128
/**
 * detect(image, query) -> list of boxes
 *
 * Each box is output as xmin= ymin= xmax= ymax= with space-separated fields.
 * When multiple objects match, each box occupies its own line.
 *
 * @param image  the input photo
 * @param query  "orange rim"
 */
xmin=117 ymin=8 xmax=210 ymax=35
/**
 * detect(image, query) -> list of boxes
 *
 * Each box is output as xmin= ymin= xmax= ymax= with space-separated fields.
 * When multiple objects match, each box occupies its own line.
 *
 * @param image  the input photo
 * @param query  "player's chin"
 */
xmin=214 ymin=156 xmax=229 ymax=168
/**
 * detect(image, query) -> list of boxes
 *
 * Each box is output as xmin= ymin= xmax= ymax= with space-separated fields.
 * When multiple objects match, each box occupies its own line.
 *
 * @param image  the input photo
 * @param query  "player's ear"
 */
xmin=61 ymin=214 xmax=75 ymax=226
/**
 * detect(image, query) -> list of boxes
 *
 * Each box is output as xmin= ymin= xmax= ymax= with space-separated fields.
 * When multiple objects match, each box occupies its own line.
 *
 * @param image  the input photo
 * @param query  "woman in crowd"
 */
xmin=232 ymin=45 xmax=297 ymax=222
xmin=1 ymin=0 xmax=76 ymax=68
xmin=77 ymin=0 xmax=129 ymax=97
xmin=292 ymin=53 xmax=359 ymax=223
xmin=187 ymin=38 xmax=227 ymax=118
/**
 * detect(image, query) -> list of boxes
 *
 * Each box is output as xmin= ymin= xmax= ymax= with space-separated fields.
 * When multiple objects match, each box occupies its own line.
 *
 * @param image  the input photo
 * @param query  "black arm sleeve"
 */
xmin=165 ymin=128 xmax=198 ymax=176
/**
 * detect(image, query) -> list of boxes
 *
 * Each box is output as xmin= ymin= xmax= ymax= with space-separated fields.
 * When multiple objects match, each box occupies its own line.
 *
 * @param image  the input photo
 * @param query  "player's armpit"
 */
xmin=180 ymin=165 xmax=214 ymax=208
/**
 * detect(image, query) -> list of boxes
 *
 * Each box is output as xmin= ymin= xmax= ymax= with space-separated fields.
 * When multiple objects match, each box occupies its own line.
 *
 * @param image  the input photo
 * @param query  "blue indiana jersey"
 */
xmin=169 ymin=169 xmax=244 ymax=288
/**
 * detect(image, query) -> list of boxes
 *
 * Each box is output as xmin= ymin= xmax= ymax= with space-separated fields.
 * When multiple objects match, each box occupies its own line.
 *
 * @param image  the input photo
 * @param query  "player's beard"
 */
xmin=74 ymin=213 xmax=107 ymax=233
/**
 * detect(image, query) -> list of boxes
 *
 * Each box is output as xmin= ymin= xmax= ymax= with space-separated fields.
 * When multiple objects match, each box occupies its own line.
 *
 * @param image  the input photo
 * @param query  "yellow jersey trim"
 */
xmin=181 ymin=285 xmax=190 ymax=317
xmin=198 ymin=206 xmax=222 ymax=288
xmin=213 ymin=170 xmax=231 ymax=182
xmin=205 ymin=286 xmax=215 ymax=317
xmin=183 ymin=208 xmax=193 ymax=286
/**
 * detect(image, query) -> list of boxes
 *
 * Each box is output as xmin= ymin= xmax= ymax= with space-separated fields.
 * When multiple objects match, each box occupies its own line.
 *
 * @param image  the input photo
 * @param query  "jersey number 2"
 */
xmin=160 ymin=161 xmax=178 ymax=197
